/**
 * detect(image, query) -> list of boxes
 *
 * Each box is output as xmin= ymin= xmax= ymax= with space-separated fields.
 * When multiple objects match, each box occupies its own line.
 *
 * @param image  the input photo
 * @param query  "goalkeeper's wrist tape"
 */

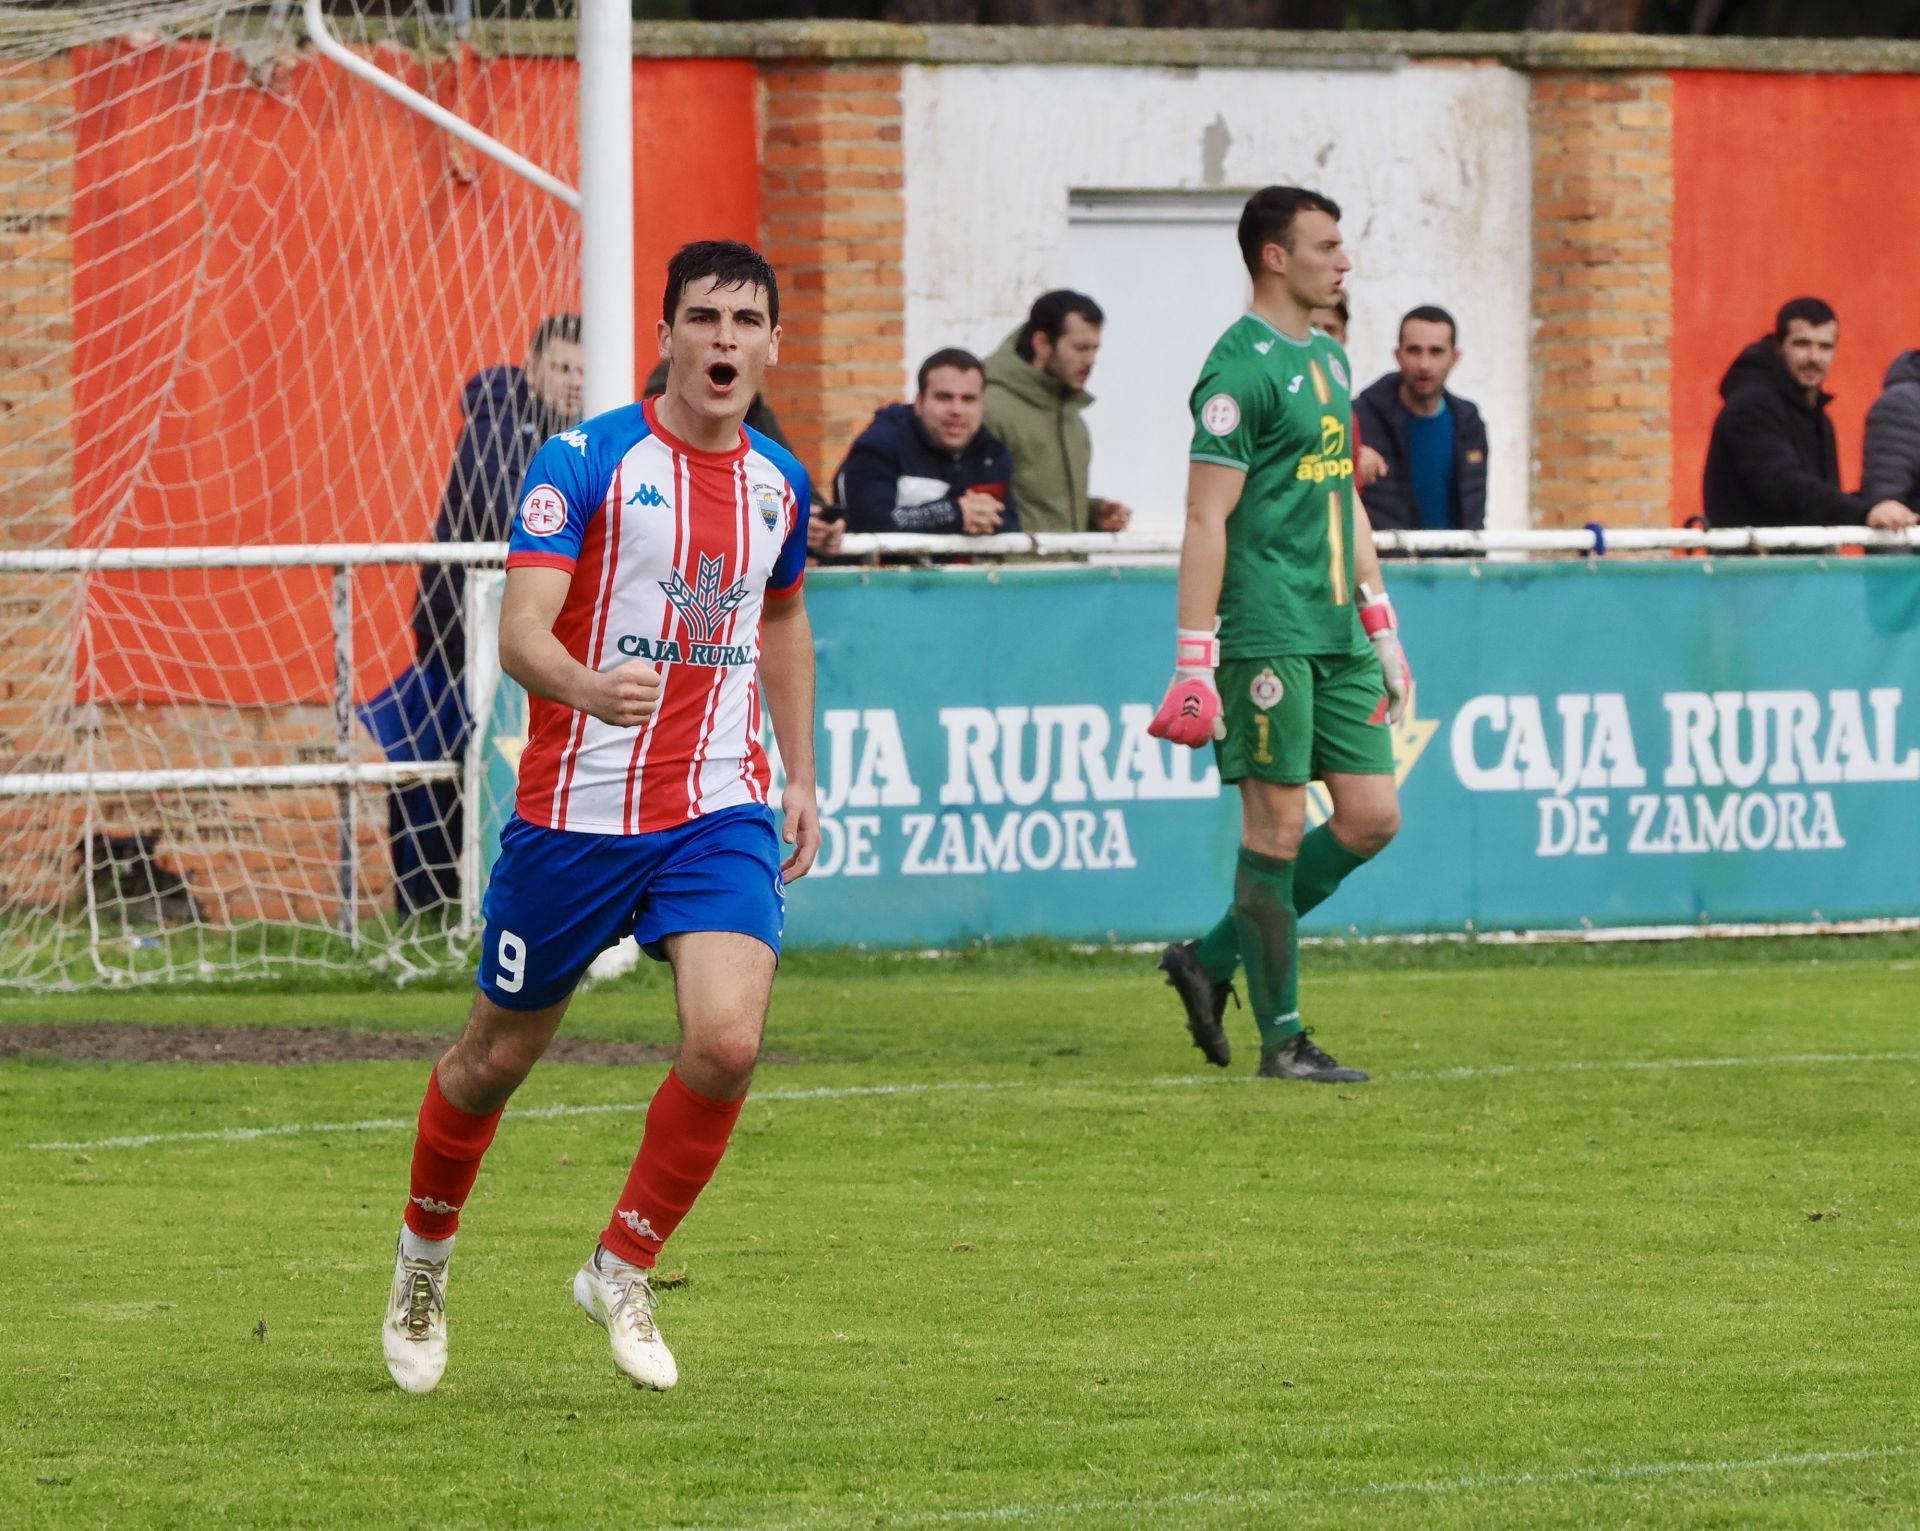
xmin=1358 ymin=584 xmax=1397 ymax=638
xmin=1174 ymin=629 xmax=1219 ymax=673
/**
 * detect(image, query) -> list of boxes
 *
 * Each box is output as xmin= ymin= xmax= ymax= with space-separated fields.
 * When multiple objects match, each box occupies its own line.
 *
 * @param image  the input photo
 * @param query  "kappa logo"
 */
xmin=660 ymin=552 xmax=752 ymax=642
xmin=410 ymin=1194 xmax=460 ymax=1216
xmin=618 ymin=1211 xmax=661 ymax=1243
xmin=626 ymin=483 xmax=669 ymax=509
xmin=557 ymin=428 xmax=589 ymax=457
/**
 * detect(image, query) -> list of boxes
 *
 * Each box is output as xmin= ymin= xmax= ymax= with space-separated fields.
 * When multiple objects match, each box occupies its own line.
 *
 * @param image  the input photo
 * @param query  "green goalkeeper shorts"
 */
xmin=1215 ymin=649 xmax=1395 ymax=787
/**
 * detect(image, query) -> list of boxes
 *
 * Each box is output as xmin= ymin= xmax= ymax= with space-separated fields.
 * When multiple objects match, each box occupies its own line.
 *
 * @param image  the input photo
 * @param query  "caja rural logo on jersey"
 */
xmin=617 ymin=553 xmax=754 ymax=667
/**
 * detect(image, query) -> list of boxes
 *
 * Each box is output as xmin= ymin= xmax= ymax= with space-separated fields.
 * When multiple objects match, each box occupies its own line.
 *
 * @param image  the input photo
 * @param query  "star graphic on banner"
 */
xmin=1305 ymin=679 xmax=1440 ymax=827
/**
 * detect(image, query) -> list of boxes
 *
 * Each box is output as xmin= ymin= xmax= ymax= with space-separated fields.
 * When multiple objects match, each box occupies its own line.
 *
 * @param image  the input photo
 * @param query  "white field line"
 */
xmin=759 ymin=1442 xmax=1912 ymax=1529
xmin=1309 ymin=958 xmax=1917 ymax=984
xmin=26 ymin=1051 xmax=1920 ymax=1154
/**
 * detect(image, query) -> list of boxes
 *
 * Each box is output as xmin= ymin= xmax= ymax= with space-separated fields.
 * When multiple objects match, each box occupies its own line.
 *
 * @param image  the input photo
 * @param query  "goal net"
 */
xmin=0 ymin=0 xmax=581 ymax=988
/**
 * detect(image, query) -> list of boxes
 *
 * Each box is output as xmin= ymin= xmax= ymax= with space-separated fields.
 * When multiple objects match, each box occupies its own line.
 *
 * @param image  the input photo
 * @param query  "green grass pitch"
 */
xmin=3 ymin=937 xmax=1917 ymax=1528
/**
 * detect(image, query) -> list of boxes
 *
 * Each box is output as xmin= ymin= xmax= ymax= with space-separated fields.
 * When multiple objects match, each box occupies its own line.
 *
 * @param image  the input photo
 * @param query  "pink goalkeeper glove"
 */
xmin=1148 ymin=630 xmax=1226 ymax=748
xmin=1360 ymin=584 xmax=1410 ymax=726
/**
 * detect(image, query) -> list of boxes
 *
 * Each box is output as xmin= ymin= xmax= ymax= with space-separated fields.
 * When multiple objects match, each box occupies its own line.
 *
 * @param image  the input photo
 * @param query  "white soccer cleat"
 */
xmin=382 ymin=1239 xmax=450 ymax=1394
xmin=572 ymin=1245 xmax=678 ymax=1391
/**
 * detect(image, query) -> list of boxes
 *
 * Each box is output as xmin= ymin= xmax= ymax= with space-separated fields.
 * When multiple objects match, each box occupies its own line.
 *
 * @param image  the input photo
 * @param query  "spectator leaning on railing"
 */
xmin=1861 ymin=348 xmax=1920 ymax=530
xmin=363 ymin=313 xmax=582 ymax=916
xmin=833 ymin=348 xmax=1017 ymax=538
xmin=1703 ymin=296 xmax=1912 ymax=531
xmin=983 ymin=290 xmax=1132 ymax=535
xmin=1352 ymin=305 xmax=1488 ymax=536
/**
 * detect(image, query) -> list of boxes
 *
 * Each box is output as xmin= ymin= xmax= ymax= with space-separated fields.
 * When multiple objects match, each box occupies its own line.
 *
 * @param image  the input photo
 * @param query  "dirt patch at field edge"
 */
xmin=0 ymin=1023 xmax=725 ymax=1067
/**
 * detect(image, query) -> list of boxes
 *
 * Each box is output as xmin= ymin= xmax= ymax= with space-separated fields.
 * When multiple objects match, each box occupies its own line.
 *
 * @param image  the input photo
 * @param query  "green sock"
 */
xmin=1192 ymin=909 xmax=1239 ymax=981
xmin=1279 ymin=824 xmax=1374 ymax=1016
xmin=1192 ymin=824 xmax=1372 ymax=985
xmin=1293 ymin=823 xmax=1372 ymax=919
xmin=1231 ymin=847 xmax=1302 ymax=1052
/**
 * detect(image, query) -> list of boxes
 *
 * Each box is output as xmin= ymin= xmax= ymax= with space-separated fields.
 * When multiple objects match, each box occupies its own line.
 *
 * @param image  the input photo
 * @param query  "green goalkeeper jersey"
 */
xmin=1188 ymin=313 xmax=1367 ymax=659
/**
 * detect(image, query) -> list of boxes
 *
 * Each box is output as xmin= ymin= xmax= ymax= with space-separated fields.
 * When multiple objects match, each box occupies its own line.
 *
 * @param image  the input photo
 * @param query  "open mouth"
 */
xmin=706 ymin=362 xmax=738 ymax=392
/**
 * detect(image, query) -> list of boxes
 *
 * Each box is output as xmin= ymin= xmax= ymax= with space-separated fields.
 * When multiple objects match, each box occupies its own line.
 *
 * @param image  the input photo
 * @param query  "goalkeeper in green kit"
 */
xmin=1147 ymin=186 xmax=1410 ymax=1082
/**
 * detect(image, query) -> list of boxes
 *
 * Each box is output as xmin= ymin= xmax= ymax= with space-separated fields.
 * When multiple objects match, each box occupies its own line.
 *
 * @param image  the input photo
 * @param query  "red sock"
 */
xmin=600 ymin=1068 xmax=745 ymax=1269
xmin=402 ymin=1069 xmax=504 ymax=1240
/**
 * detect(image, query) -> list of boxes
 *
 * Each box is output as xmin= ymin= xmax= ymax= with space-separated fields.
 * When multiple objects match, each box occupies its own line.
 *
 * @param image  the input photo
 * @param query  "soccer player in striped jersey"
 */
xmin=383 ymin=241 xmax=820 ymax=1395
xmin=1148 ymin=188 xmax=1411 ymax=1083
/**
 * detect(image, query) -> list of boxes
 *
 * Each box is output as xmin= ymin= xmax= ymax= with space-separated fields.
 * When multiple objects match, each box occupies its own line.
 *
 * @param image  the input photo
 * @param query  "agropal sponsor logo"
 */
xmin=1450 ymin=689 xmax=1918 ymax=857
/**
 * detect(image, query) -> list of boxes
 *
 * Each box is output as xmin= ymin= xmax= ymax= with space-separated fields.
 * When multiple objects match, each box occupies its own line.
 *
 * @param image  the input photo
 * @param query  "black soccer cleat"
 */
xmin=1256 ymin=1029 xmax=1369 ymax=1083
xmin=1158 ymin=940 xmax=1236 ymax=1068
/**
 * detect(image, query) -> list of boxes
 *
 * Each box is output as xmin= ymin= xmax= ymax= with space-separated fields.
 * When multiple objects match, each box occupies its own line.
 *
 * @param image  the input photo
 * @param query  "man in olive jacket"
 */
xmin=983 ymin=290 xmax=1132 ymax=535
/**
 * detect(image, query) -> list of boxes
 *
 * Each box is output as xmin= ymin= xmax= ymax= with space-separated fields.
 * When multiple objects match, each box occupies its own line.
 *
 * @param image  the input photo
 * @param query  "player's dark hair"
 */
xmin=527 ymin=313 xmax=581 ymax=358
xmin=1399 ymin=305 xmax=1458 ymax=347
xmin=1237 ymin=186 xmax=1341 ymax=277
xmin=1015 ymin=290 xmax=1104 ymax=363
xmin=916 ymin=347 xmax=986 ymax=395
xmin=663 ymin=240 xmax=780 ymax=329
xmin=1774 ymin=295 xmax=1836 ymax=341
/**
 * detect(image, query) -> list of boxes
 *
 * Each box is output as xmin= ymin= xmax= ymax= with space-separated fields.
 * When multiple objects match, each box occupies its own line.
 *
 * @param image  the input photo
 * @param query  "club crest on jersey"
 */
xmin=753 ymin=484 xmax=782 ymax=530
xmin=1200 ymin=393 xmax=1240 ymax=436
xmin=519 ymin=484 xmax=567 ymax=537
xmin=1250 ymin=668 xmax=1284 ymax=709
xmin=1328 ymin=356 xmax=1349 ymax=391
xmin=660 ymin=552 xmax=752 ymax=643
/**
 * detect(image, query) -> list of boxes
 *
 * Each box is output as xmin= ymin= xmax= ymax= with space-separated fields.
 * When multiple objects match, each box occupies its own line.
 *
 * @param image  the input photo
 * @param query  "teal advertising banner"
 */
xmin=474 ymin=558 xmax=1920 ymax=944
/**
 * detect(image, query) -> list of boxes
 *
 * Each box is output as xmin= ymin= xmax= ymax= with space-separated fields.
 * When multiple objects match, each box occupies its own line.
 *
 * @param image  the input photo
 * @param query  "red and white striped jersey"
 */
xmin=504 ymin=397 xmax=809 ymax=835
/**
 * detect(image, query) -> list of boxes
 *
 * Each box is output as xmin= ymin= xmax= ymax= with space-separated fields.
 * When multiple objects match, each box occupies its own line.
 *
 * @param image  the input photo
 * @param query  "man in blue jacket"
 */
xmin=834 ymin=349 xmax=1019 ymax=536
xmin=1352 ymin=305 xmax=1489 ymax=537
xmin=367 ymin=315 xmax=582 ymax=915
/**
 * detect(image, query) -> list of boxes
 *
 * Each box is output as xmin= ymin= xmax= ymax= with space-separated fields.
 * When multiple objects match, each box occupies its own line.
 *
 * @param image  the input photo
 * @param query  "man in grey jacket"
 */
xmin=1862 ymin=351 xmax=1920 ymax=529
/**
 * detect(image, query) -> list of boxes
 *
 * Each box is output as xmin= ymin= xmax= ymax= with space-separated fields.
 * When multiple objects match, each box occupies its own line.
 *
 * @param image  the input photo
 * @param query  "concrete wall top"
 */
xmin=405 ymin=20 xmax=1920 ymax=75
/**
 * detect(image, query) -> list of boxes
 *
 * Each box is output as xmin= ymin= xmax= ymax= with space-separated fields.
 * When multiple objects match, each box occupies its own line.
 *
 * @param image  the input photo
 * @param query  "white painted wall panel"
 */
xmin=901 ymin=62 xmax=1533 ymax=531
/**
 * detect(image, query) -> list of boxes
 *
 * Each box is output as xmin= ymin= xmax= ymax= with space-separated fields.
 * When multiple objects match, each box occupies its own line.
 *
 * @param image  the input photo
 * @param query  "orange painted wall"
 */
xmin=71 ymin=44 xmax=759 ymax=705
xmin=1670 ymin=71 xmax=1920 ymax=524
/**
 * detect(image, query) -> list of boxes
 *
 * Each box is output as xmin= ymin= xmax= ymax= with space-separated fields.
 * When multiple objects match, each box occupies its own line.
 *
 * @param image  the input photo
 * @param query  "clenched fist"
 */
xmin=581 ymin=660 xmax=661 ymax=728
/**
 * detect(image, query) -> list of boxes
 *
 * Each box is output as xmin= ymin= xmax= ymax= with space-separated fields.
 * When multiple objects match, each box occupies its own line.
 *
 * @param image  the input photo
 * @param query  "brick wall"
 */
xmin=1529 ymin=72 xmax=1675 ymax=529
xmin=757 ymin=64 xmax=906 ymax=490
xmin=0 ymin=56 xmax=79 ymax=912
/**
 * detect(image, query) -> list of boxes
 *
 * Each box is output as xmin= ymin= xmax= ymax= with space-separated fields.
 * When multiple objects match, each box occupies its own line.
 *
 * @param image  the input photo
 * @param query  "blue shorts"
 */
xmin=477 ymin=804 xmax=785 ymax=1011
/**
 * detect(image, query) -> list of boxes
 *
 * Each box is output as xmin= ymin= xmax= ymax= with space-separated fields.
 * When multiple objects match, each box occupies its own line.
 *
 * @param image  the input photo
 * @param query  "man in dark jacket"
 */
xmin=1861 ymin=350 xmax=1920 ymax=530
xmin=1352 ymin=305 xmax=1488 ymax=534
xmin=834 ymin=348 xmax=1019 ymax=536
xmin=367 ymin=315 xmax=582 ymax=915
xmin=1702 ymin=296 xmax=1911 ymax=529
